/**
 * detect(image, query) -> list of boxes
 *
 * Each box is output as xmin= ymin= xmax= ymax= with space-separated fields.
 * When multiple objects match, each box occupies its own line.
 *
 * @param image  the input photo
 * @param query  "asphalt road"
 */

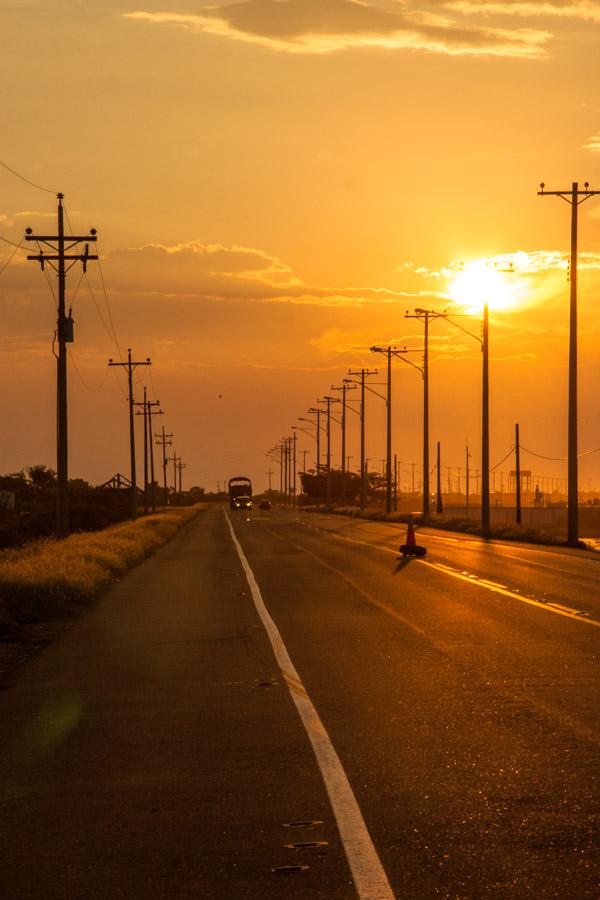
xmin=0 ymin=506 xmax=598 ymax=899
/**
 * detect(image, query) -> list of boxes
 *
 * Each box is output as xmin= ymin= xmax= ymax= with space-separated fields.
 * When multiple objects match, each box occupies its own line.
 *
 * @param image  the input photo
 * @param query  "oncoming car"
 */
xmin=258 ymin=499 xmax=271 ymax=510
xmin=233 ymin=495 xmax=252 ymax=510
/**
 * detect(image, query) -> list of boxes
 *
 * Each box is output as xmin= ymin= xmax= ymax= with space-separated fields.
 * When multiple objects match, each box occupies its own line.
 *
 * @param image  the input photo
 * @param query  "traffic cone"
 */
xmin=399 ymin=518 xmax=427 ymax=557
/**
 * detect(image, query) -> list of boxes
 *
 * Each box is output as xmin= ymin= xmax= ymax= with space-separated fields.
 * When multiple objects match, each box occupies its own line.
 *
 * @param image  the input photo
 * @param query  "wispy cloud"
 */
xmin=444 ymin=1 xmax=600 ymax=23
xmin=584 ymin=133 xmax=600 ymax=151
xmin=124 ymin=0 xmax=551 ymax=58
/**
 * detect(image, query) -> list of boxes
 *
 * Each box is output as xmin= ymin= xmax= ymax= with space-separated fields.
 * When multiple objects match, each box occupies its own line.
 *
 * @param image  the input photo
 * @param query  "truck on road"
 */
xmin=228 ymin=476 xmax=252 ymax=510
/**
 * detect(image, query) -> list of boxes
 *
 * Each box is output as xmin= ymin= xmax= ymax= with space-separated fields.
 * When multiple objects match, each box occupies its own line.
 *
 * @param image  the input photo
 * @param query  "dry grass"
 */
xmin=0 ymin=507 xmax=199 ymax=626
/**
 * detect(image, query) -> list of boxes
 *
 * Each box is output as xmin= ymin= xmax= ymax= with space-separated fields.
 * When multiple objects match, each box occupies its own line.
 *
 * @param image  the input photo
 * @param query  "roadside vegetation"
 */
xmin=0 ymin=507 xmax=199 ymax=629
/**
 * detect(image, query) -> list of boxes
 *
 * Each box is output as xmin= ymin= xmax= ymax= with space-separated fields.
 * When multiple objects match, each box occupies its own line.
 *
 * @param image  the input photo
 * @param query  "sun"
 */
xmin=446 ymin=260 xmax=517 ymax=314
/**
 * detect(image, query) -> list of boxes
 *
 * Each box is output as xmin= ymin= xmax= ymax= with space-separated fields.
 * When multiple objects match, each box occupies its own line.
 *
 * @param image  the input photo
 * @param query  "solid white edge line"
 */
xmin=225 ymin=512 xmax=395 ymax=900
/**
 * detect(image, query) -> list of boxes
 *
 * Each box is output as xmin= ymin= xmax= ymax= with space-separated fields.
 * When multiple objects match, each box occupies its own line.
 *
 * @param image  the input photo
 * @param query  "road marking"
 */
xmin=417 ymin=559 xmax=600 ymax=628
xmin=319 ymin=530 xmax=600 ymax=630
xmin=226 ymin=512 xmax=395 ymax=900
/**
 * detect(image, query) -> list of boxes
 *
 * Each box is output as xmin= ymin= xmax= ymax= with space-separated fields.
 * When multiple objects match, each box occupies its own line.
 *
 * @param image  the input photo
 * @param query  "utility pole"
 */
xmin=108 ymin=349 xmax=151 ymax=519
xmin=481 ymin=302 xmax=490 ymax=537
xmin=515 ymin=423 xmax=522 ymax=525
xmin=332 ymin=381 xmax=357 ymax=504
xmin=292 ymin=432 xmax=297 ymax=506
xmin=155 ymin=427 xmax=172 ymax=510
xmin=266 ymin=468 xmax=273 ymax=492
xmin=146 ymin=399 xmax=163 ymax=513
xmin=405 ymin=309 xmax=445 ymax=519
xmin=25 ymin=194 xmax=98 ymax=538
xmin=370 ymin=346 xmax=394 ymax=514
xmin=538 ymin=181 xmax=600 ymax=545
xmin=177 ymin=460 xmax=186 ymax=493
xmin=134 ymin=386 xmax=150 ymax=514
xmin=436 ymin=441 xmax=443 ymax=514
xmin=394 ymin=455 xmax=398 ymax=511
xmin=466 ymin=445 xmax=471 ymax=511
xmin=318 ymin=396 xmax=337 ymax=505
xmin=308 ymin=408 xmax=323 ymax=506
xmin=346 ymin=369 xmax=377 ymax=510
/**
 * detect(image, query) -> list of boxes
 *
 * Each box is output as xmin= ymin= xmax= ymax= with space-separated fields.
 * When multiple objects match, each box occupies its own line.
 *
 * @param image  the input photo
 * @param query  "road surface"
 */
xmin=0 ymin=506 xmax=598 ymax=898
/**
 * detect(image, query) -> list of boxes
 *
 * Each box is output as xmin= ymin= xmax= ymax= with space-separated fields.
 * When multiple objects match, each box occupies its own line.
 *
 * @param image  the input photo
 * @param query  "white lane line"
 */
xmin=322 ymin=531 xmax=600 ymax=630
xmin=225 ymin=512 xmax=395 ymax=900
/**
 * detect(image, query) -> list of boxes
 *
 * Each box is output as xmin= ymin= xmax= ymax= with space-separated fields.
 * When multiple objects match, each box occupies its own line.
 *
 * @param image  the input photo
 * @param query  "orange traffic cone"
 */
xmin=399 ymin=518 xmax=427 ymax=557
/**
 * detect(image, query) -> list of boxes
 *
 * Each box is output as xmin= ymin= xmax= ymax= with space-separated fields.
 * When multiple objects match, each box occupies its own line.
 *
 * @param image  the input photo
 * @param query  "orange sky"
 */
xmin=1 ymin=0 xmax=600 ymax=492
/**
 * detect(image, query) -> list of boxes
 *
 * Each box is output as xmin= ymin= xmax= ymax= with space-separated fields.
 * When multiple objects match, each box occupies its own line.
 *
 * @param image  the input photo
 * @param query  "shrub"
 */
xmin=0 ymin=508 xmax=198 ymax=626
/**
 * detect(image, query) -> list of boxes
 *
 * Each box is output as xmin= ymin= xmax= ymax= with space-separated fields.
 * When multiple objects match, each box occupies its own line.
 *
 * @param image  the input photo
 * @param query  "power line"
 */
xmin=0 ymin=157 xmax=57 ymax=194
xmin=0 ymin=233 xmax=28 ymax=250
xmin=67 ymin=346 xmax=110 ymax=393
xmin=521 ymin=443 xmax=600 ymax=462
xmin=490 ymin=446 xmax=514 ymax=472
xmin=0 ymin=238 xmax=22 ymax=278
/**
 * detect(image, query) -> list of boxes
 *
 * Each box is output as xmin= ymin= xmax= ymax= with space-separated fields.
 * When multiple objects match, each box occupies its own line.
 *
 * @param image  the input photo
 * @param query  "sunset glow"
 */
xmin=446 ymin=260 xmax=518 ymax=313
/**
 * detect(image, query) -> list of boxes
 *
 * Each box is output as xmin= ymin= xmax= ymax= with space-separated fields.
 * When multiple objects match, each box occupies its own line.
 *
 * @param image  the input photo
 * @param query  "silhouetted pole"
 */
xmin=318 ymin=396 xmax=336 ymax=505
xmin=134 ymin=387 xmax=149 ymax=514
xmin=308 ymin=408 xmax=323 ymax=506
xmin=370 ymin=347 xmax=393 ymax=514
xmin=436 ymin=441 xmax=443 ymax=514
xmin=177 ymin=460 xmax=186 ymax=493
xmin=538 ymin=181 xmax=599 ymax=545
xmin=147 ymin=401 xmax=163 ymax=513
xmin=332 ymin=382 xmax=356 ymax=504
xmin=155 ymin=427 xmax=172 ymax=510
xmin=292 ymin=432 xmax=297 ymax=506
xmin=279 ymin=443 xmax=284 ymax=498
xmin=482 ymin=302 xmax=490 ymax=537
xmin=346 ymin=369 xmax=377 ymax=510
xmin=394 ymin=454 xmax=398 ymax=511
xmin=109 ymin=349 xmax=151 ymax=519
xmin=405 ymin=309 xmax=445 ymax=519
xmin=25 ymin=194 xmax=98 ymax=538
xmin=515 ymin=423 xmax=522 ymax=525
xmin=466 ymin=445 xmax=470 ymax=511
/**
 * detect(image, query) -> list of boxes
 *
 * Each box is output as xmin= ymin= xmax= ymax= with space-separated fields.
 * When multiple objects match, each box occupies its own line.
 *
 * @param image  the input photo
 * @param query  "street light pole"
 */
xmin=538 ymin=181 xmax=600 ymax=545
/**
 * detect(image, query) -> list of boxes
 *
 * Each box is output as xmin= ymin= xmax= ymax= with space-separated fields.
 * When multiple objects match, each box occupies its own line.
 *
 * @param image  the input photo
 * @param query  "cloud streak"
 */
xmin=124 ymin=0 xmax=551 ymax=58
xmin=444 ymin=1 xmax=600 ymax=23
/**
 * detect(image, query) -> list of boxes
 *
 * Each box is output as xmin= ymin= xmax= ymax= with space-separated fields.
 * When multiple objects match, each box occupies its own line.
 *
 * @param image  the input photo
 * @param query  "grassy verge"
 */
xmin=0 ymin=507 xmax=200 ymax=629
xmin=299 ymin=505 xmax=572 ymax=547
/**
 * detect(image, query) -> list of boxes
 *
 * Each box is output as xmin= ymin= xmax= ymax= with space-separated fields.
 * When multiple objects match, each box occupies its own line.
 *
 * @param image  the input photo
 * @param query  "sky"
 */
xmin=1 ymin=0 xmax=600 ymax=494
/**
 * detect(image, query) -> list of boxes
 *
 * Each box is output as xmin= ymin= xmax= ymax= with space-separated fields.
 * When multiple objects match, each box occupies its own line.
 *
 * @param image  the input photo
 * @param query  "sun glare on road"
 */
xmin=447 ymin=259 xmax=517 ymax=313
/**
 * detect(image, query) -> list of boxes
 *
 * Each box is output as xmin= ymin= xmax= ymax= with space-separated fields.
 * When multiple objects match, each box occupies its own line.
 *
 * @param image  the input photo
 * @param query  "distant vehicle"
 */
xmin=233 ymin=495 xmax=253 ymax=510
xmin=258 ymin=499 xmax=271 ymax=510
xmin=229 ymin=476 xmax=252 ymax=509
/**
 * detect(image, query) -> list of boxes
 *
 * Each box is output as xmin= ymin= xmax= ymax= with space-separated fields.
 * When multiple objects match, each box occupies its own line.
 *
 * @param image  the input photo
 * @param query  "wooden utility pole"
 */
xmin=436 ymin=441 xmax=443 ymax=514
xmin=155 ymin=427 xmax=172 ymax=510
xmin=25 ymin=194 xmax=98 ymax=538
xmin=134 ymin=387 xmax=149 ymax=514
xmin=145 ymin=400 xmax=163 ymax=512
xmin=109 ymin=349 xmax=151 ymax=519
xmin=538 ymin=181 xmax=600 ymax=545
xmin=345 ymin=369 xmax=377 ymax=510
xmin=177 ymin=460 xmax=186 ymax=493
xmin=515 ymin=423 xmax=522 ymax=525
